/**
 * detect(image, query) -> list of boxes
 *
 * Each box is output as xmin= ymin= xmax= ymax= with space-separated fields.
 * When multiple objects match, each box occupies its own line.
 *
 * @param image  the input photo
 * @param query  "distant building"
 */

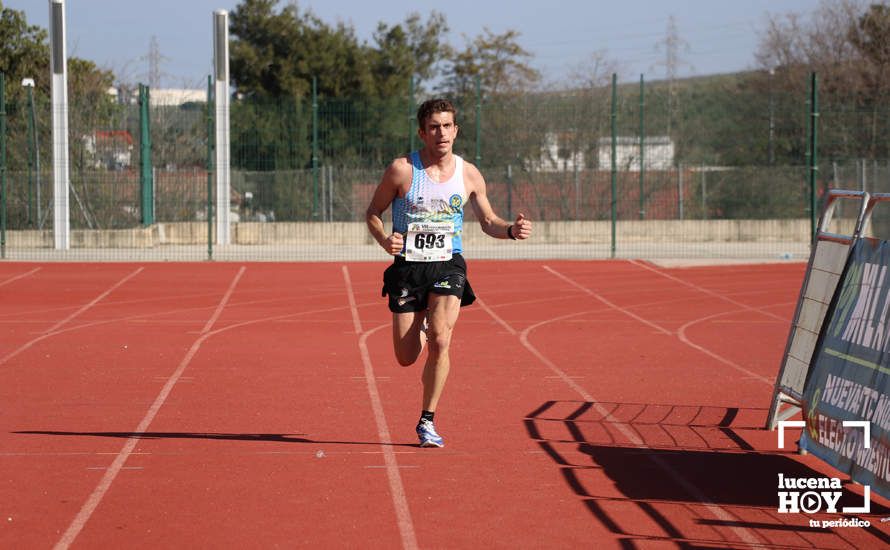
xmin=150 ymin=88 xmax=206 ymax=106
xmin=531 ymin=132 xmax=586 ymax=172
xmin=597 ymin=136 xmax=674 ymax=170
xmin=83 ymin=130 xmax=134 ymax=170
xmin=112 ymin=87 xmax=206 ymax=106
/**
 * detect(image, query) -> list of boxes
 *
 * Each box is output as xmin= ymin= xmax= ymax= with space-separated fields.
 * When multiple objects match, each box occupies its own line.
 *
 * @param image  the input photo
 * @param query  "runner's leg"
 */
xmin=421 ymin=293 xmax=461 ymax=411
xmin=392 ymin=311 xmax=427 ymax=366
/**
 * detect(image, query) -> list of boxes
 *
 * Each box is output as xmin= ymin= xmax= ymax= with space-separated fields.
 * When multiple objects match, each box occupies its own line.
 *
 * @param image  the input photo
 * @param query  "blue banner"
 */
xmin=802 ymin=238 xmax=890 ymax=501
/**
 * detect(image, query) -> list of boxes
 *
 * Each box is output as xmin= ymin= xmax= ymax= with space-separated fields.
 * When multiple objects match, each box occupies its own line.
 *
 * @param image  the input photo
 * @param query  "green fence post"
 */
xmin=409 ymin=75 xmax=416 ymax=152
xmin=808 ymin=72 xmax=819 ymax=240
xmin=0 ymin=72 xmax=6 ymax=259
xmin=475 ymin=74 xmax=481 ymax=166
xmin=139 ymin=84 xmax=154 ymax=226
xmin=610 ymin=73 xmax=617 ymax=259
xmin=506 ymin=164 xmax=513 ymax=221
xmin=25 ymin=82 xmax=35 ymax=226
xmin=206 ymin=75 xmax=214 ymax=260
xmin=312 ymin=76 xmax=319 ymax=218
xmin=26 ymin=81 xmax=41 ymax=228
xmin=639 ymin=74 xmax=645 ymax=220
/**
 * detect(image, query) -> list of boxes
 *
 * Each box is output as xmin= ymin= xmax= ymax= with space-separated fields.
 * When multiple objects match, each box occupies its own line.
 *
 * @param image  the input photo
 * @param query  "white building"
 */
xmin=597 ymin=136 xmax=674 ymax=170
xmin=150 ymin=88 xmax=206 ymax=106
xmin=532 ymin=132 xmax=586 ymax=172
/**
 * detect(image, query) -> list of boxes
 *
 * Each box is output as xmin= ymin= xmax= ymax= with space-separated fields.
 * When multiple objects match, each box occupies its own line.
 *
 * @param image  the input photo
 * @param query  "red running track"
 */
xmin=0 ymin=260 xmax=888 ymax=549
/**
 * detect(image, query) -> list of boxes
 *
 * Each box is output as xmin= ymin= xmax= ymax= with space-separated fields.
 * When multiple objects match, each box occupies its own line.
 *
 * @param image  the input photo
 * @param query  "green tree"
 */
xmin=229 ymin=0 xmax=373 ymax=99
xmin=440 ymin=28 xmax=540 ymax=100
xmin=371 ymin=11 xmax=448 ymax=98
xmin=849 ymin=3 xmax=890 ymax=156
xmin=0 ymin=2 xmax=49 ymax=101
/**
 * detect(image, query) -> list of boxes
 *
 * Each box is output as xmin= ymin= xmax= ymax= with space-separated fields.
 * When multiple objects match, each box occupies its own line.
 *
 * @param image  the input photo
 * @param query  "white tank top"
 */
xmin=392 ymin=151 xmax=468 ymax=255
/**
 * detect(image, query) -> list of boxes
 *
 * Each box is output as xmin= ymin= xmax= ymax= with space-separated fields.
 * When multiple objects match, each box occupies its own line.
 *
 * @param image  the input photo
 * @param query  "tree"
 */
xmin=0 ymin=2 xmax=50 ymax=102
xmin=371 ymin=11 xmax=448 ymax=98
xmin=753 ymin=0 xmax=890 ymax=162
xmin=848 ymin=3 xmax=890 ymax=156
xmin=440 ymin=28 xmax=540 ymax=100
xmin=229 ymin=0 xmax=373 ymax=99
xmin=0 ymin=3 xmax=116 ymax=170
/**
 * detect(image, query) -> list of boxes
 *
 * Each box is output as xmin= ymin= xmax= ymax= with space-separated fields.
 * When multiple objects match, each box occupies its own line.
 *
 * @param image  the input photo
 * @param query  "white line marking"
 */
xmin=0 ymin=268 xmax=144 ymax=367
xmin=0 ymin=267 xmax=41 ymax=288
xmin=47 ymin=268 xmax=146 ymax=335
xmin=342 ymin=265 xmax=363 ymax=335
xmin=677 ymin=309 xmax=779 ymax=386
xmin=342 ymin=265 xmax=418 ymax=550
xmin=475 ymin=297 xmax=517 ymax=335
xmin=53 ymin=266 xmax=246 ymax=550
xmin=628 ymin=259 xmax=789 ymax=322
xmin=543 ymin=265 xmax=673 ymax=336
xmin=482 ymin=291 xmax=763 ymax=546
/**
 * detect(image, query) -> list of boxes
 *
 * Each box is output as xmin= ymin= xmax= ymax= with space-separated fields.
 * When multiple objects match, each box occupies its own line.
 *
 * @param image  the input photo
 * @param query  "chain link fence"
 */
xmin=0 ymin=73 xmax=886 ymax=261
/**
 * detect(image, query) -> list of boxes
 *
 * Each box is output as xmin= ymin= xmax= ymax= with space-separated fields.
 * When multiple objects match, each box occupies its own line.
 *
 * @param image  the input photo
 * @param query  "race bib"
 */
xmin=405 ymin=221 xmax=453 ymax=262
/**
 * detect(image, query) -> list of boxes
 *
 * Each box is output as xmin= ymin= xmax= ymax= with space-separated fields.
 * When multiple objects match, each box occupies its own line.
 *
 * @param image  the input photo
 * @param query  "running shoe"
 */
xmin=416 ymin=419 xmax=444 ymax=448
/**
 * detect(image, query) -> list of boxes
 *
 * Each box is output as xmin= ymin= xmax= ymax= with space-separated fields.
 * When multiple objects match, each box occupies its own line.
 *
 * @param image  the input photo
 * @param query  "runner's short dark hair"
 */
xmin=417 ymin=98 xmax=457 ymax=129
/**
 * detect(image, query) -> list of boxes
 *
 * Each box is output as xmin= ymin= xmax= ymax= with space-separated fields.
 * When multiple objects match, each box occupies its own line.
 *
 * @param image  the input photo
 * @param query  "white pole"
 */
xmin=213 ymin=10 xmax=231 ymax=245
xmin=50 ymin=0 xmax=70 ymax=249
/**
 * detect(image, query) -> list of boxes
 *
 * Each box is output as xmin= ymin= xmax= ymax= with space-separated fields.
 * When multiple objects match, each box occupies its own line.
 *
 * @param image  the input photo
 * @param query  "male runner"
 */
xmin=365 ymin=98 xmax=532 ymax=447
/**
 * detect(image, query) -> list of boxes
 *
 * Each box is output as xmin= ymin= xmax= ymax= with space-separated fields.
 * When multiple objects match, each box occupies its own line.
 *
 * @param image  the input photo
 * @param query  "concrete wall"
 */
xmin=3 ymin=218 xmax=857 ymax=248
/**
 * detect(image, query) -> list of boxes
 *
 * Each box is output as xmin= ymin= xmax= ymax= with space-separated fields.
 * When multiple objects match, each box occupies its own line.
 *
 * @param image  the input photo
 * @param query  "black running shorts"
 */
xmin=381 ymin=253 xmax=477 ymax=313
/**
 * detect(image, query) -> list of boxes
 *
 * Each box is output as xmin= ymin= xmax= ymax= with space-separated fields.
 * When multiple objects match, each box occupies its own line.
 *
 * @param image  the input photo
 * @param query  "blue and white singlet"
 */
xmin=392 ymin=151 xmax=468 ymax=258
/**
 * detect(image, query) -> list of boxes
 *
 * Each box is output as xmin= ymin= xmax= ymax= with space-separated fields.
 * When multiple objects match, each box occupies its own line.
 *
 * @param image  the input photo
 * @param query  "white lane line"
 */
xmin=628 ymin=259 xmax=790 ymax=322
xmin=543 ymin=265 xmax=673 ymax=336
xmin=676 ymin=307 xmax=790 ymax=386
xmin=342 ymin=265 xmax=418 ymax=550
xmin=0 ymin=267 xmax=41 ymax=288
xmin=0 ymin=268 xmax=144 ymax=367
xmin=53 ymin=266 xmax=246 ymax=550
xmin=480 ymin=292 xmax=763 ymax=546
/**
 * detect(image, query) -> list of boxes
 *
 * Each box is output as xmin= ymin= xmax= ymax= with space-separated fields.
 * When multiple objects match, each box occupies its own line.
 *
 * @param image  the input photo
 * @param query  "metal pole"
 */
xmin=28 ymin=84 xmax=41 ymax=228
xmin=213 ymin=9 xmax=230 ymax=245
xmin=409 ymin=75 xmax=416 ymax=152
xmin=139 ymin=83 xmax=154 ymax=226
xmin=610 ymin=73 xmax=617 ymax=259
xmin=320 ymin=165 xmax=327 ymax=222
xmin=24 ymin=83 xmax=35 ymax=226
xmin=312 ymin=76 xmax=319 ymax=218
xmin=50 ymin=0 xmax=71 ymax=249
xmin=206 ymin=75 xmax=214 ymax=260
xmin=506 ymin=164 xmax=513 ymax=221
xmin=701 ymin=165 xmax=707 ymax=220
xmin=328 ymin=166 xmax=334 ymax=222
xmin=768 ymin=68 xmax=775 ymax=165
xmin=573 ymin=162 xmax=579 ymax=220
xmin=678 ymin=163 xmax=684 ymax=220
xmin=809 ymin=72 xmax=819 ymax=240
xmin=639 ymin=74 xmax=645 ymax=220
xmin=475 ymin=74 xmax=481 ymax=166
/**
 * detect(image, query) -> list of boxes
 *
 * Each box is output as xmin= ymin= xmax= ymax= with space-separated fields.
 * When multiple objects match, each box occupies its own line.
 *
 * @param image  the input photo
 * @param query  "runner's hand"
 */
xmin=383 ymin=232 xmax=404 ymax=255
xmin=512 ymin=213 xmax=532 ymax=240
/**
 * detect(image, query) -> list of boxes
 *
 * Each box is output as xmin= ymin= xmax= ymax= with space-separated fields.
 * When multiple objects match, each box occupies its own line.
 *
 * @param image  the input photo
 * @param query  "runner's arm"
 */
xmin=467 ymin=163 xmax=532 ymax=240
xmin=367 ymin=160 xmax=410 ymax=254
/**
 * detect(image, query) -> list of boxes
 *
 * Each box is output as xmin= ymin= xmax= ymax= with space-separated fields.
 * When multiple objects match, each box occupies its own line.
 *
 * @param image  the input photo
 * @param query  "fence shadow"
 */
xmin=525 ymin=400 xmax=890 ymax=548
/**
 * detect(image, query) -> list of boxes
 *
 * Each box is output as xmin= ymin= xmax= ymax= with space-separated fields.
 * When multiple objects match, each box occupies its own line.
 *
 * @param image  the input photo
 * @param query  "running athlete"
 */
xmin=365 ymin=98 xmax=532 ymax=447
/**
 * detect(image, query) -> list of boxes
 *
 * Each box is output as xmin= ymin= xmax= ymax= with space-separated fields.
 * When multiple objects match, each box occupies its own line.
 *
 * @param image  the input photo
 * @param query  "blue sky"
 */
xmin=7 ymin=0 xmax=823 ymax=88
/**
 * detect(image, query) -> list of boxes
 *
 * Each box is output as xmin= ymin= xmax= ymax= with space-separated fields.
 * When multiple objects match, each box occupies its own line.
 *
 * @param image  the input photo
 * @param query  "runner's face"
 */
xmin=419 ymin=111 xmax=458 ymax=155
